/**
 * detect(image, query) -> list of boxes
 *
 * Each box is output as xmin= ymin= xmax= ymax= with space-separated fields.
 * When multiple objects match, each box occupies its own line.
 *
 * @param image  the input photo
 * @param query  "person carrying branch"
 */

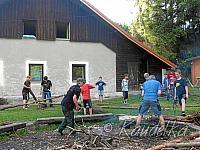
xmin=57 ymin=78 xmax=84 ymax=135
xmin=22 ymin=76 xmax=37 ymax=109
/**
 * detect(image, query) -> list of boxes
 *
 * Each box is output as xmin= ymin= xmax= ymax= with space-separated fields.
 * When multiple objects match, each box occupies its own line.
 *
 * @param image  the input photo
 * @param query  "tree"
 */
xmin=130 ymin=0 xmax=200 ymax=61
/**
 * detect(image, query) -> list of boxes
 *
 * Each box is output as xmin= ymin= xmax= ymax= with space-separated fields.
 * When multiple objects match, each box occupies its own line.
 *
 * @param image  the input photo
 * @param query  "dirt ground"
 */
xmin=0 ymin=120 xmax=199 ymax=150
xmin=0 ymin=126 xmax=171 ymax=150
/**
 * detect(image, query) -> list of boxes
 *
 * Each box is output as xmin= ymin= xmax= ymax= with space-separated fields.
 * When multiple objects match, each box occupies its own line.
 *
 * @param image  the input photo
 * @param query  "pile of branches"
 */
xmin=185 ymin=111 xmax=200 ymax=126
xmin=53 ymin=126 xmax=140 ymax=150
xmin=148 ymin=131 xmax=200 ymax=150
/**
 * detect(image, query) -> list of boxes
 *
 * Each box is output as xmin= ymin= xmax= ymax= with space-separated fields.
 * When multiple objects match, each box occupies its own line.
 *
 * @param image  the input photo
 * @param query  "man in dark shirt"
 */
xmin=57 ymin=78 xmax=84 ymax=135
xmin=96 ymin=76 xmax=106 ymax=102
xmin=41 ymin=76 xmax=53 ymax=107
xmin=22 ymin=76 xmax=37 ymax=109
xmin=174 ymin=69 xmax=189 ymax=116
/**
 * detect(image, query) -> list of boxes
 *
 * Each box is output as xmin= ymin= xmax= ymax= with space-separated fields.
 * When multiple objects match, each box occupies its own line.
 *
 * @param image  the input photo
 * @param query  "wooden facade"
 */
xmin=0 ymin=0 xmax=175 ymax=91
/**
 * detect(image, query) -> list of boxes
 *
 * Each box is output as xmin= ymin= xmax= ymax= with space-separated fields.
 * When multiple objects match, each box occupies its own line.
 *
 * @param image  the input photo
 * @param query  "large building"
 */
xmin=0 ymin=0 xmax=176 ymax=98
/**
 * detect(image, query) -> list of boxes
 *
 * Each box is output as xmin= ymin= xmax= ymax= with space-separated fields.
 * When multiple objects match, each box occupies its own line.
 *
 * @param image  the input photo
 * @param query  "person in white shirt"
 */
xmin=121 ymin=74 xmax=129 ymax=104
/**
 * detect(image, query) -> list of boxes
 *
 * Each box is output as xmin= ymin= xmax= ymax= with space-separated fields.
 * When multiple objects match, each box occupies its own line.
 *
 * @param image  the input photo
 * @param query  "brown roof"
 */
xmin=81 ymin=0 xmax=176 ymax=68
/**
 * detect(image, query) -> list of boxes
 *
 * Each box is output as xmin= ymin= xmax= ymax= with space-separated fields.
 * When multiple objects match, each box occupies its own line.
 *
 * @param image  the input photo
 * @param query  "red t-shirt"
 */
xmin=81 ymin=84 xmax=94 ymax=100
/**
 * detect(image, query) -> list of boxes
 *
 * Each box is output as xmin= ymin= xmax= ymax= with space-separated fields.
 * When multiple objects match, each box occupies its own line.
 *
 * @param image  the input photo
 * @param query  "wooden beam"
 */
xmin=0 ymin=123 xmax=26 ymax=133
xmin=36 ymin=113 xmax=115 ymax=124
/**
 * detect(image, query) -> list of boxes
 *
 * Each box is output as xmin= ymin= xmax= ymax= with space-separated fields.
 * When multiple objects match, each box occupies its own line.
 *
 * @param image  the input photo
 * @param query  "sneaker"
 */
xmin=56 ymin=129 xmax=63 ymax=135
xmin=181 ymin=112 xmax=186 ymax=117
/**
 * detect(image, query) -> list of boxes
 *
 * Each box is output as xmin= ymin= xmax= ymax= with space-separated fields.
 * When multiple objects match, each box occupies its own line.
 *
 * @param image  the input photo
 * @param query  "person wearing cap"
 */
xmin=135 ymin=75 xmax=165 ymax=129
xmin=57 ymin=78 xmax=84 ymax=135
xmin=41 ymin=76 xmax=53 ymax=107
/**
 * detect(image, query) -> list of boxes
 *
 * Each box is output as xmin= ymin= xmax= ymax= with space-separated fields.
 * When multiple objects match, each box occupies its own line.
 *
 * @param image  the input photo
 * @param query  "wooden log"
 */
xmin=147 ymin=131 xmax=200 ymax=150
xmin=0 ymin=123 xmax=26 ymax=133
xmin=0 ymin=95 xmax=64 ymax=111
xmin=36 ymin=113 xmax=115 ymax=124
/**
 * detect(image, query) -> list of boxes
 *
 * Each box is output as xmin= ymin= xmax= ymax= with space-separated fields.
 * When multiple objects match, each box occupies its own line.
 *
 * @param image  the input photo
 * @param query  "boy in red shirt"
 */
xmin=81 ymin=81 xmax=95 ymax=115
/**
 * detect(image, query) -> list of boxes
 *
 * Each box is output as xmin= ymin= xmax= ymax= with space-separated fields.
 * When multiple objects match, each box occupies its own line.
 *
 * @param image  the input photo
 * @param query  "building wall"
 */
xmin=0 ymin=0 xmax=171 ymax=92
xmin=192 ymin=58 xmax=200 ymax=85
xmin=0 ymin=38 xmax=116 ymax=98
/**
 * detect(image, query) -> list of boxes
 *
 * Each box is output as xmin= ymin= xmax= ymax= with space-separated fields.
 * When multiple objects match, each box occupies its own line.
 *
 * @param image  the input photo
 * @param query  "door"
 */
xmin=127 ymin=62 xmax=139 ymax=91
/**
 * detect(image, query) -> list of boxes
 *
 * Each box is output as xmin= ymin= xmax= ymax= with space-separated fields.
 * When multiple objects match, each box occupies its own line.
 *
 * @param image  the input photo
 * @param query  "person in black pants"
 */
xmin=57 ymin=78 xmax=84 ymax=135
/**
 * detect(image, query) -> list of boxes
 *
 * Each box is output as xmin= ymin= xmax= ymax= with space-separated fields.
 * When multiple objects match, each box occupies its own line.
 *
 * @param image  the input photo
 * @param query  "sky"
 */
xmin=86 ymin=0 xmax=138 ymax=25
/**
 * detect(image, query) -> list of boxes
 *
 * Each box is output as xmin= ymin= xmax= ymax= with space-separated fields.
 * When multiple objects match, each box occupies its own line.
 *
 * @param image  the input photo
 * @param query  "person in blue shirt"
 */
xmin=135 ymin=75 xmax=165 ymax=129
xmin=96 ymin=76 xmax=106 ymax=102
xmin=162 ymin=73 xmax=170 ymax=101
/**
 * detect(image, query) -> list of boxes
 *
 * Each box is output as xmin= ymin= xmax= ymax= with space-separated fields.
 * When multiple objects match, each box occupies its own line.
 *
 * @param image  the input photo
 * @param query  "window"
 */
xmin=56 ymin=22 xmax=70 ymax=40
xmin=29 ymin=64 xmax=44 ymax=81
xmin=69 ymin=61 xmax=89 ymax=84
xmin=26 ymin=61 xmax=47 ymax=82
xmin=0 ymin=60 xmax=3 ymax=86
xmin=23 ymin=20 xmax=36 ymax=38
xmin=72 ymin=64 xmax=85 ymax=82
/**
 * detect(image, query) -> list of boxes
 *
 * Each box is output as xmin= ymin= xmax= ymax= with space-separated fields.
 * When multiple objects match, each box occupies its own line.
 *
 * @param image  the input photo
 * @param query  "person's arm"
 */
xmin=141 ymin=90 xmax=144 ymax=97
xmin=73 ymin=94 xmax=80 ymax=111
xmin=157 ymin=83 xmax=162 ymax=96
xmin=174 ymin=85 xmax=177 ymax=100
xmin=185 ymin=84 xmax=189 ymax=99
xmin=49 ymin=81 xmax=52 ymax=91
xmin=158 ymin=90 xmax=162 ymax=96
xmin=89 ymin=84 xmax=95 ymax=89
xmin=23 ymin=85 xmax=31 ymax=89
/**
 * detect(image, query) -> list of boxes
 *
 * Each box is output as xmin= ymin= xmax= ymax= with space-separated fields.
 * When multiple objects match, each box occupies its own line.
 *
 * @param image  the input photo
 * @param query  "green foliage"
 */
xmin=130 ymin=0 xmax=200 ymax=61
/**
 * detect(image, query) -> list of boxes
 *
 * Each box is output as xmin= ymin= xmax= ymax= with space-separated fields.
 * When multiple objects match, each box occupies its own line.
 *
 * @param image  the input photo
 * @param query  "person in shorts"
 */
xmin=135 ymin=75 xmax=165 ymax=129
xmin=22 ymin=76 xmax=37 ymax=109
xmin=81 ymin=80 xmax=95 ymax=115
xmin=96 ymin=76 xmax=106 ymax=102
xmin=174 ymin=69 xmax=189 ymax=116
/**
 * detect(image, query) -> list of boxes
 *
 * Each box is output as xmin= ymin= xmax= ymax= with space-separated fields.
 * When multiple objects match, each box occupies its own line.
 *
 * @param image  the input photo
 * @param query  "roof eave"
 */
xmin=81 ymin=0 xmax=176 ymax=69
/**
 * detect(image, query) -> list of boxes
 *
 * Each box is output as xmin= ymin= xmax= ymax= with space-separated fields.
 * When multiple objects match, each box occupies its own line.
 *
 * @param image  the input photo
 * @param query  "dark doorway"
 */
xmin=127 ymin=62 xmax=140 ymax=91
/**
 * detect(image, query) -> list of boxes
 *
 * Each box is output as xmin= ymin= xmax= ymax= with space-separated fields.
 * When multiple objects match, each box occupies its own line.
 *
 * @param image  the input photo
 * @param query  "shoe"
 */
xmin=181 ymin=112 xmax=186 ymax=117
xmin=57 ymin=129 xmax=63 ymax=135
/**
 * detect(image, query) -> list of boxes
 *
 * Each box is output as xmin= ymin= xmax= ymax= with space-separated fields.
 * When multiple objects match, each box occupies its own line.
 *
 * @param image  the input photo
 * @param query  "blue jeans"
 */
xmin=164 ymin=88 xmax=170 ymax=101
xmin=170 ymin=86 xmax=175 ymax=101
xmin=42 ymin=91 xmax=52 ymax=103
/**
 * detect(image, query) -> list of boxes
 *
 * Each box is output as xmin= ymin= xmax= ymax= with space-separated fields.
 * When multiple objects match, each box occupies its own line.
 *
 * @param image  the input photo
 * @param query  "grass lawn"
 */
xmin=0 ymin=87 xmax=199 ymax=123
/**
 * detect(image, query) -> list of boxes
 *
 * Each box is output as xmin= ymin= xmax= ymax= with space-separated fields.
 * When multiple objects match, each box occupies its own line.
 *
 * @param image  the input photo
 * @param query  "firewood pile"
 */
xmin=53 ymin=126 xmax=142 ymax=150
xmin=185 ymin=111 xmax=200 ymax=126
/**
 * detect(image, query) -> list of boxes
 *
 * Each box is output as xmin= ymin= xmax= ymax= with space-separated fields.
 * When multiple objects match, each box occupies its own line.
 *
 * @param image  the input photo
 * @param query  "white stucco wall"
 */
xmin=0 ymin=39 xmax=116 ymax=99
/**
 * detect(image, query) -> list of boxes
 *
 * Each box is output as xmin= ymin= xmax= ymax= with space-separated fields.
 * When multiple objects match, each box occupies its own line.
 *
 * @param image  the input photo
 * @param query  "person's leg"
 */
xmin=88 ymin=100 xmax=92 ymax=115
xmin=47 ymin=91 xmax=53 ymax=107
xmin=151 ymin=100 xmax=165 ymax=127
xmin=58 ymin=106 xmax=74 ymax=134
xmin=22 ymin=92 xmax=28 ymax=109
xmin=165 ymin=88 xmax=170 ymax=101
xmin=124 ymin=91 xmax=128 ymax=104
xmin=135 ymin=100 xmax=149 ymax=127
xmin=83 ymin=100 xmax=87 ymax=115
xmin=135 ymin=115 xmax=142 ymax=127
xmin=181 ymin=97 xmax=186 ymax=116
